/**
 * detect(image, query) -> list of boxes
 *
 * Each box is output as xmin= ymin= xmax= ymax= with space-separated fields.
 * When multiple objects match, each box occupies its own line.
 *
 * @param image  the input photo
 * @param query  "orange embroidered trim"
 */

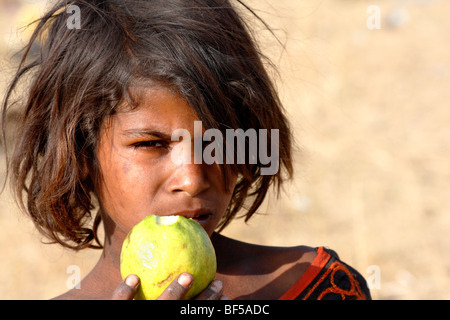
xmin=302 ymin=261 xmax=366 ymax=300
xmin=278 ymin=247 xmax=331 ymax=300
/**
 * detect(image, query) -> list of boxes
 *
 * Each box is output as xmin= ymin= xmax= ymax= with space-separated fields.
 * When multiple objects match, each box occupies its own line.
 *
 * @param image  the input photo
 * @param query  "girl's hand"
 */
xmin=111 ymin=273 xmax=226 ymax=300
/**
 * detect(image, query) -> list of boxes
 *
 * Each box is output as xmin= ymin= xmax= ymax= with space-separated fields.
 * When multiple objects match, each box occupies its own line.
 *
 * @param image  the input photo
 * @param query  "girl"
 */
xmin=1 ymin=0 xmax=371 ymax=300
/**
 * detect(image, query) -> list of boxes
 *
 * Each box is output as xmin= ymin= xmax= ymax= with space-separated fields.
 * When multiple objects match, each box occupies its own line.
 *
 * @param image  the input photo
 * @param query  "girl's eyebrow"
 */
xmin=121 ymin=129 xmax=173 ymax=140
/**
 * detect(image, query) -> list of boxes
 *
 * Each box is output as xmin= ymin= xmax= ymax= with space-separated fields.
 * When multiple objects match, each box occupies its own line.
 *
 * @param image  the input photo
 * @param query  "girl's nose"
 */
xmin=167 ymin=162 xmax=211 ymax=197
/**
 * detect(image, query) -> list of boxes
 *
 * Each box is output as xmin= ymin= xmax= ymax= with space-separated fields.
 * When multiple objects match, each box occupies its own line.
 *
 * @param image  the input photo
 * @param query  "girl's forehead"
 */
xmin=124 ymin=83 xmax=185 ymax=109
xmin=113 ymin=85 xmax=200 ymax=129
xmin=119 ymin=84 xmax=186 ymax=111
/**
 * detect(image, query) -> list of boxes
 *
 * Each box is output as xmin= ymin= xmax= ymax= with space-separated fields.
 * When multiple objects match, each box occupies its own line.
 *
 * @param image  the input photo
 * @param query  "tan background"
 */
xmin=1 ymin=0 xmax=449 ymax=299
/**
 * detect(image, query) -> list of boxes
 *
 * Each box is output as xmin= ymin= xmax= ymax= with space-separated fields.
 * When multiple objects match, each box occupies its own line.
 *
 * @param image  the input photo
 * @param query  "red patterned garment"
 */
xmin=279 ymin=247 xmax=372 ymax=300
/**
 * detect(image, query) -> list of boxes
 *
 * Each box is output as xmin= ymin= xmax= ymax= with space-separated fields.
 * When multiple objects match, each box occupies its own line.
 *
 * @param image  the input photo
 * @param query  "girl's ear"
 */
xmin=80 ymin=159 xmax=90 ymax=181
xmin=80 ymin=154 xmax=95 ymax=183
xmin=80 ymin=153 xmax=102 ymax=194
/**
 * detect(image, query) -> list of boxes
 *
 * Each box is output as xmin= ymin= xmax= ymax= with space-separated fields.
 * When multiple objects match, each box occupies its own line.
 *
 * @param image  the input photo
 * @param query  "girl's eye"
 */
xmin=132 ymin=140 xmax=167 ymax=149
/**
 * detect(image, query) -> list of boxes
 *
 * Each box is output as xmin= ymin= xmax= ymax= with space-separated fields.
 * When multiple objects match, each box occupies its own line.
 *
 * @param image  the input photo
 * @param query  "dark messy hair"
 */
xmin=1 ymin=0 xmax=293 ymax=250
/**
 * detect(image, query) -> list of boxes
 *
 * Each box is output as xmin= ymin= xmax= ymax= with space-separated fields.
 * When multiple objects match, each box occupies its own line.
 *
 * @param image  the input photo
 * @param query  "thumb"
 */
xmin=111 ymin=274 xmax=140 ymax=300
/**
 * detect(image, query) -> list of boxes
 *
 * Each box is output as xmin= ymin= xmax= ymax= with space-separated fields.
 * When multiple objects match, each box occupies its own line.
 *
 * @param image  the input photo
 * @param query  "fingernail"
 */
xmin=210 ymin=280 xmax=223 ymax=293
xmin=178 ymin=273 xmax=193 ymax=288
xmin=125 ymin=274 xmax=139 ymax=288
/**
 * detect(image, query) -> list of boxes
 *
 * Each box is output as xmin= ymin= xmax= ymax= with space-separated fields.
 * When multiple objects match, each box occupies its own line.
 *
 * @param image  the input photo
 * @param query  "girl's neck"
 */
xmin=70 ymin=213 xmax=127 ymax=299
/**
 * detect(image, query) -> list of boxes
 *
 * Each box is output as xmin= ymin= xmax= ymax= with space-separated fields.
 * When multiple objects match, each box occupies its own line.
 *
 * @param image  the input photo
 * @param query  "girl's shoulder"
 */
xmin=212 ymin=234 xmax=318 ymax=299
xmin=212 ymin=235 xmax=371 ymax=300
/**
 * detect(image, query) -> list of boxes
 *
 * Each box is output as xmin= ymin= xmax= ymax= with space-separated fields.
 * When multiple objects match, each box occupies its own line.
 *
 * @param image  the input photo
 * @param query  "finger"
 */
xmin=111 ymin=274 xmax=140 ymax=300
xmin=156 ymin=273 xmax=193 ymax=300
xmin=194 ymin=280 xmax=224 ymax=300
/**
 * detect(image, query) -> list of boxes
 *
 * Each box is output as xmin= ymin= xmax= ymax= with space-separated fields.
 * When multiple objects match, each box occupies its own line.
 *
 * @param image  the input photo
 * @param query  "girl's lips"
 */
xmin=192 ymin=214 xmax=212 ymax=225
xmin=164 ymin=209 xmax=214 ymax=227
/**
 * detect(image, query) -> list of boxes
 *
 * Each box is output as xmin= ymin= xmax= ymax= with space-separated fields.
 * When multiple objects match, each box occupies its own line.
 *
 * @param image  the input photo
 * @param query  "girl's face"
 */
xmin=96 ymin=85 xmax=236 ymax=237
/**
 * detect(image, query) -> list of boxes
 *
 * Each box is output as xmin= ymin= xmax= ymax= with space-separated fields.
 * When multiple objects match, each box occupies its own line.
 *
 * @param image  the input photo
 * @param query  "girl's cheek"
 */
xmin=122 ymin=162 xmax=131 ymax=174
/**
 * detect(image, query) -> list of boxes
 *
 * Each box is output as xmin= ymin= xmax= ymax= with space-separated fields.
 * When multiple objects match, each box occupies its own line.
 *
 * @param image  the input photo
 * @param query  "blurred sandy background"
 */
xmin=1 ymin=0 xmax=449 ymax=299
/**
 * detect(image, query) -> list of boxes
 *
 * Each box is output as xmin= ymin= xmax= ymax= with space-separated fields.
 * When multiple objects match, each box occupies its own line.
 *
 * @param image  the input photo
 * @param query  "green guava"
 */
xmin=120 ymin=215 xmax=217 ymax=300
